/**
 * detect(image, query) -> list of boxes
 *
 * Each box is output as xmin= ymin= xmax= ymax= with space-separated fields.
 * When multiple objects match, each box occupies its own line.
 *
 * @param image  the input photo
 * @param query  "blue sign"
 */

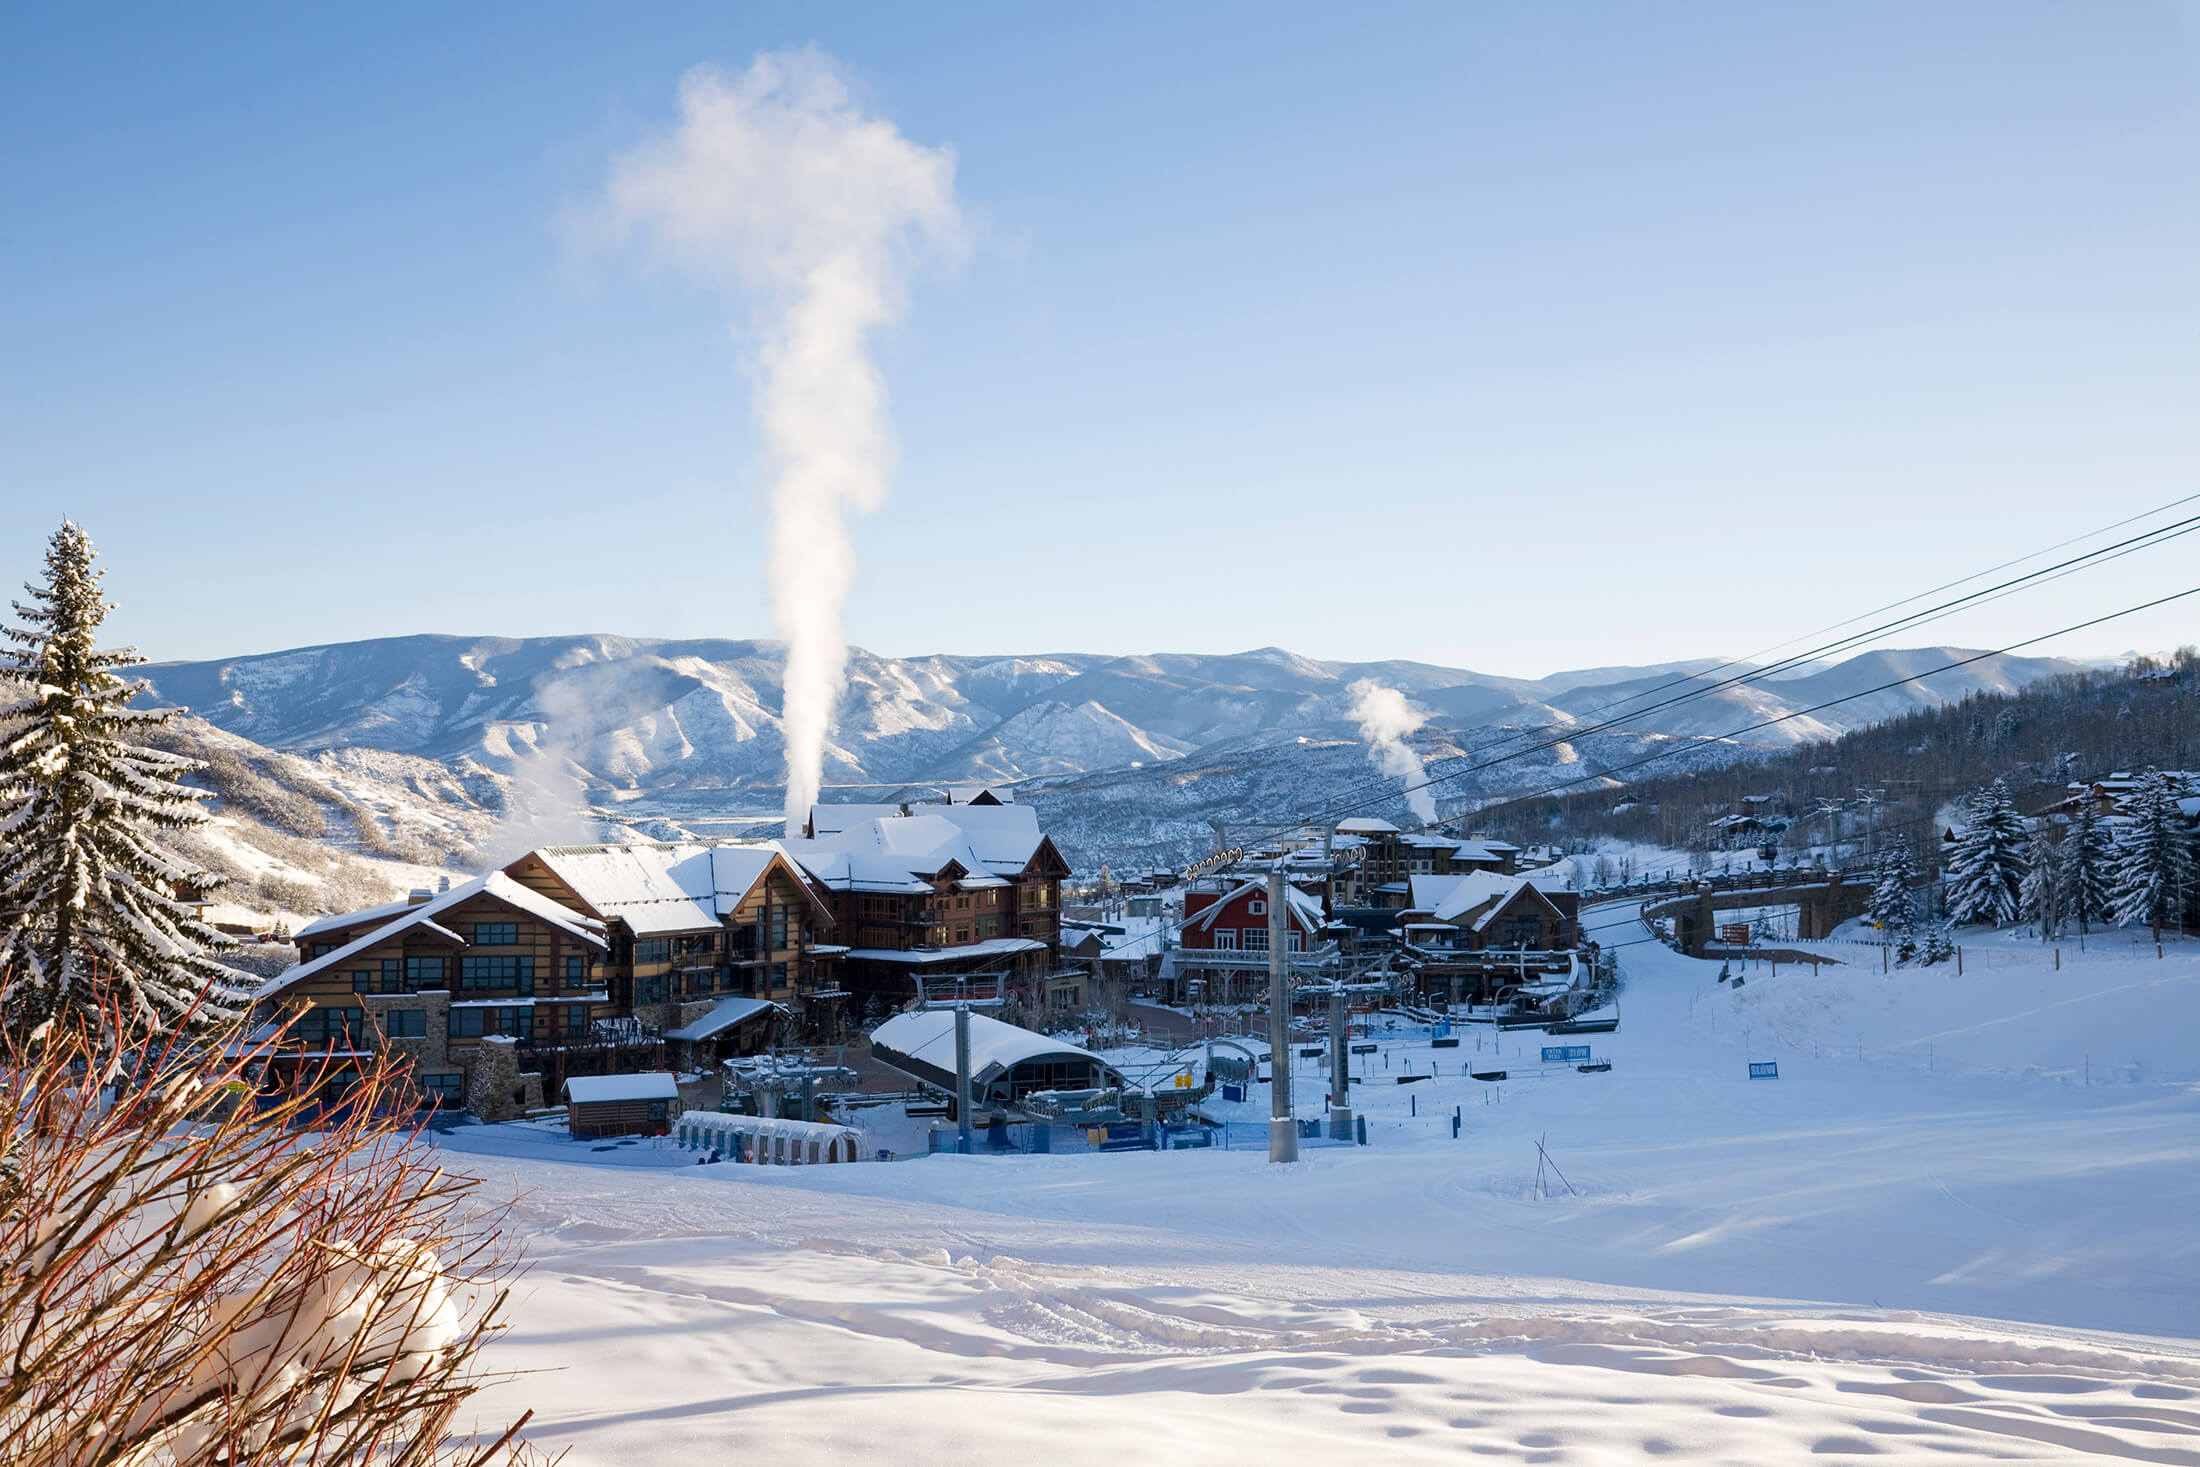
xmin=1541 ymin=1045 xmax=1592 ymax=1063
xmin=1220 ymin=1083 xmax=1245 ymax=1103
xmin=1749 ymin=1061 xmax=1780 ymax=1080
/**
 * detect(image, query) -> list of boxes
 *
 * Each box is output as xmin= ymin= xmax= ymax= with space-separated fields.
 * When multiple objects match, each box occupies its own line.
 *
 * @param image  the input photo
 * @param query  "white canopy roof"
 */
xmin=869 ymin=1009 xmax=1116 ymax=1087
xmin=564 ymin=1072 xmax=679 ymax=1104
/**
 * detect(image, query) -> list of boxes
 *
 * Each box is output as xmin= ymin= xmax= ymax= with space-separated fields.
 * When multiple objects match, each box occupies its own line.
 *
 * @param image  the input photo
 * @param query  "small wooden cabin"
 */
xmin=564 ymin=1072 xmax=680 ymax=1138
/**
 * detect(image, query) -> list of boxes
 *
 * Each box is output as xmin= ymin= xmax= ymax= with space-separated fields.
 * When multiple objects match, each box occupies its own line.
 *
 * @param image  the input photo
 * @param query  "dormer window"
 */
xmin=1248 ymin=898 xmax=1266 ymax=915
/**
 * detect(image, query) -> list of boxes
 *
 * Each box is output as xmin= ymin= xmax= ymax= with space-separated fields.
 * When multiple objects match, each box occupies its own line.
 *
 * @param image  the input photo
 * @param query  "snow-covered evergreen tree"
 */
xmin=1867 ymin=840 xmax=1919 ymax=935
xmin=2065 ymin=800 xmax=2116 ymax=935
xmin=1919 ymin=925 xmax=1954 ymax=966
xmin=2110 ymin=768 xmax=2196 ymax=939
xmin=0 ymin=522 xmax=246 ymax=1044
xmin=1945 ymin=779 xmax=2026 ymax=927
xmin=2019 ymin=823 xmax=2067 ymax=939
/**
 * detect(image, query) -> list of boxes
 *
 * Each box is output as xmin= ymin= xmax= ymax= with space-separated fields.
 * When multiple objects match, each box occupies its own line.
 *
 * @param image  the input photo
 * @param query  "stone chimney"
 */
xmin=407 ymin=888 xmax=433 ymax=906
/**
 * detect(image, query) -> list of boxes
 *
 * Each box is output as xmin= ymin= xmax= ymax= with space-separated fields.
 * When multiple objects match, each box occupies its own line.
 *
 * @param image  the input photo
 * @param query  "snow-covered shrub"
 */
xmin=0 ymin=1014 xmax=544 ymax=1466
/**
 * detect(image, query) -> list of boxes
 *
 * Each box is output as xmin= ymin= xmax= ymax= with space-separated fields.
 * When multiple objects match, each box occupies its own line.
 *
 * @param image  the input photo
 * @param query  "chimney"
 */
xmin=407 ymin=888 xmax=433 ymax=906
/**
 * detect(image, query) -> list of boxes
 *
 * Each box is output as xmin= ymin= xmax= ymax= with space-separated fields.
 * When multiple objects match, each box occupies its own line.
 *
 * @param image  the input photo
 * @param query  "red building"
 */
xmin=1169 ymin=878 xmax=1326 ymax=1005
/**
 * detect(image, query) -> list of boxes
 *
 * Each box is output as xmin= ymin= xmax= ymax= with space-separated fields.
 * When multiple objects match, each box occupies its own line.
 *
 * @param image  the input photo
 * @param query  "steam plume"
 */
xmin=595 ymin=52 xmax=964 ymax=827
xmin=1347 ymin=679 xmax=1438 ymax=824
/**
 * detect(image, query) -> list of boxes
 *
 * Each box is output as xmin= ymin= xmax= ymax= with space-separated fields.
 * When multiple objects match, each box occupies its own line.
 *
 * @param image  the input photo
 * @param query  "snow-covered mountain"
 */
xmin=134 ymin=635 xmax=2085 ymax=878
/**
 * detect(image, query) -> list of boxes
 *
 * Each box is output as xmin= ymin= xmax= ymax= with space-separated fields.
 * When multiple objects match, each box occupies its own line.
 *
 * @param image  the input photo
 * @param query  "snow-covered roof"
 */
xmin=1181 ymin=880 xmax=1323 ymax=935
xmin=1411 ymin=870 xmax=1561 ymax=931
xmin=1451 ymin=840 xmax=1508 ymax=863
xmin=839 ymin=936 xmax=1047 ymax=965
xmin=789 ymin=802 xmax=1056 ymax=892
xmin=261 ymin=873 xmax=607 ymax=1001
xmin=679 ymin=1111 xmax=862 ymax=1144
xmin=1060 ymin=914 xmax=1171 ymax=962
xmin=663 ymin=996 xmax=781 ymax=1042
xmin=1334 ymin=817 xmax=1399 ymax=834
xmin=527 ymin=842 xmax=818 ymax=935
xmin=295 ymin=895 xmax=422 ymax=941
xmin=869 ymin=1010 xmax=1121 ymax=1089
xmin=563 ymin=1072 xmax=680 ymax=1104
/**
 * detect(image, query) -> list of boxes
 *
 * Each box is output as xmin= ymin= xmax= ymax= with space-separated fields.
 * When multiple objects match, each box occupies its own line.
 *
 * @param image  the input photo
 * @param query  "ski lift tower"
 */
xmin=1265 ymin=867 xmax=1298 ymax=1163
xmin=921 ymin=974 xmax=1008 ymax=1155
xmin=1300 ymin=957 xmax=1394 ymax=1141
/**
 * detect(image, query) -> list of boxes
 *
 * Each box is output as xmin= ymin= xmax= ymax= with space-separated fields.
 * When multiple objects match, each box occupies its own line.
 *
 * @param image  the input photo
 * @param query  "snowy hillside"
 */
xmin=130 ymin=636 xmax=2086 ymax=872
xmin=436 ymin=906 xmax=2200 ymax=1464
xmin=144 ymin=714 xmax=508 ymax=918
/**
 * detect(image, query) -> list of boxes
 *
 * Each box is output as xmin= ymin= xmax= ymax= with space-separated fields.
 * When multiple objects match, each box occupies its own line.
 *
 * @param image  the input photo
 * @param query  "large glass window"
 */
xmin=381 ymin=1008 xmax=426 ymax=1039
xmin=504 ymin=1007 xmax=533 ymax=1042
xmin=634 ymin=937 xmax=671 ymax=967
xmin=296 ymin=1007 xmax=364 ymax=1046
xmin=448 ymin=1008 xmax=485 ymax=1038
xmin=637 ymin=974 xmax=668 ymax=1006
xmin=419 ymin=1072 xmax=464 ymax=1107
xmin=769 ymin=905 xmax=788 ymax=949
xmin=473 ymin=922 xmax=518 ymax=946
xmin=459 ymin=955 xmax=535 ymax=992
xmin=564 ymin=954 xmax=585 ymax=981
xmin=405 ymin=955 xmax=446 ymax=989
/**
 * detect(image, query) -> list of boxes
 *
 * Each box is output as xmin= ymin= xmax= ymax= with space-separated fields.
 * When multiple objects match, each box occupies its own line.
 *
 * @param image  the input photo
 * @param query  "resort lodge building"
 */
xmin=255 ymin=793 xmax=1075 ymax=1114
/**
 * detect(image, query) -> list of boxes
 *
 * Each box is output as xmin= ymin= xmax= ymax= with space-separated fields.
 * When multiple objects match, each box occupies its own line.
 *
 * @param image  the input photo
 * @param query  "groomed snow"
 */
xmin=439 ymin=902 xmax=2200 ymax=1464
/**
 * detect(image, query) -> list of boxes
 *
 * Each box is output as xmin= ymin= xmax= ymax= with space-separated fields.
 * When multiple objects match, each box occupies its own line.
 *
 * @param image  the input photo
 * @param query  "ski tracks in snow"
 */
xmin=472 ymin=1166 xmax=2200 ymax=1465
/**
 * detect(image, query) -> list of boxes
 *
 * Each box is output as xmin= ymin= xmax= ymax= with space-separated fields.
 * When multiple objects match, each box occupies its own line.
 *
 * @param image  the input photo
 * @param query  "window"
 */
xmin=1501 ymin=916 xmax=1544 ymax=949
xmin=565 ymin=1004 xmax=592 ymax=1030
xmin=1211 ymin=929 xmax=1238 ymax=951
xmin=769 ymin=905 xmax=788 ymax=950
xmin=1249 ymin=898 xmax=1266 ymax=916
xmin=769 ymin=963 xmax=787 ymax=991
xmin=564 ymin=954 xmax=585 ymax=981
xmin=637 ymin=974 xmax=668 ymax=1006
xmin=634 ymin=937 xmax=671 ymax=967
xmin=448 ymin=1008 xmax=485 ymax=1038
xmin=306 ymin=941 xmax=340 ymax=959
xmin=473 ymin=922 xmax=518 ymax=946
xmin=460 ymin=955 xmax=535 ymax=992
xmin=977 ymin=916 xmax=1002 ymax=940
xmin=405 ymin=955 xmax=446 ymax=989
xmin=381 ymin=1008 xmax=426 ymax=1039
xmin=954 ymin=927 xmax=970 ymax=943
xmin=1243 ymin=927 xmax=1269 ymax=951
xmin=504 ymin=1007 xmax=533 ymax=1042
xmin=419 ymin=1072 xmax=464 ymax=1107
xmin=296 ymin=1007 xmax=364 ymax=1046
xmin=351 ymin=969 xmax=376 ymax=993
xmin=954 ymin=895 xmax=970 ymax=911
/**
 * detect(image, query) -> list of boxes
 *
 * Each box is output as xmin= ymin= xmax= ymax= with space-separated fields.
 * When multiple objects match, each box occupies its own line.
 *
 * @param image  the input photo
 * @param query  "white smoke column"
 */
xmin=594 ymin=52 xmax=964 ymax=827
xmin=1347 ymin=679 xmax=1439 ymax=824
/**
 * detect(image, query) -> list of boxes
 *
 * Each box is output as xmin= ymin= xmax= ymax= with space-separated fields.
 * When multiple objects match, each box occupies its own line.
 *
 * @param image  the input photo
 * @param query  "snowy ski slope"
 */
xmin=440 ymin=902 xmax=2200 ymax=1464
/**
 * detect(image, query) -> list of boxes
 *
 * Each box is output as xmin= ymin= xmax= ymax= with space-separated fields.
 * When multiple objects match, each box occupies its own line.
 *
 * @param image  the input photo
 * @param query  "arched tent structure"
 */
xmin=675 ymin=1112 xmax=866 ymax=1165
xmin=868 ymin=1010 xmax=1129 ymax=1112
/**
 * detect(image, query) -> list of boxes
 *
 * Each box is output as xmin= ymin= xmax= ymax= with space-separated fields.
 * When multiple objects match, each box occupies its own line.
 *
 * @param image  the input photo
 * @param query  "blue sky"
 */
xmin=4 ymin=3 xmax=2197 ymax=676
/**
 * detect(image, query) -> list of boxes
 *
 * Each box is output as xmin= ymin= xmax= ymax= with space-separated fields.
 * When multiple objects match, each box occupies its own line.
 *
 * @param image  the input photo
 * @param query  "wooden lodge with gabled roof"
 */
xmin=784 ymin=795 xmax=1074 ymax=1013
xmin=503 ymin=840 xmax=846 ymax=1050
xmin=261 ymin=871 xmax=612 ymax=1115
xmin=1393 ymin=870 xmax=1582 ymax=1007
